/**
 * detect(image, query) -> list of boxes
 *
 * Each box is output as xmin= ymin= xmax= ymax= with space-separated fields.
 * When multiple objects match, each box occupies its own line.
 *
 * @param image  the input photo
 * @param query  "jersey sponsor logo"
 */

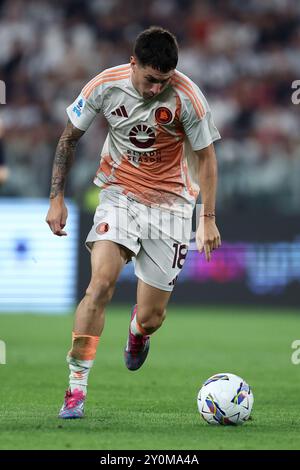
xmin=126 ymin=149 xmax=162 ymax=163
xmin=111 ymin=105 xmax=128 ymax=118
xmin=155 ymin=107 xmax=173 ymax=124
xmin=72 ymin=96 xmax=85 ymax=117
xmin=127 ymin=155 xmax=162 ymax=163
xmin=129 ymin=124 xmax=155 ymax=149
xmin=96 ymin=222 xmax=110 ymax=235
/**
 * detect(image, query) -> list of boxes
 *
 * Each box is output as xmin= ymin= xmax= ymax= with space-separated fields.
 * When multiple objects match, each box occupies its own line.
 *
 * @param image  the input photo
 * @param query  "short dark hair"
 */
xmin=133 ymin=26 xmax=178 ymax=73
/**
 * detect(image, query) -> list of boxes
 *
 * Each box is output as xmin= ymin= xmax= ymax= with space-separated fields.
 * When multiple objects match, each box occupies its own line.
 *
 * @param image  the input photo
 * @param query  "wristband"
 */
xmin=200 ymin=213 xmax=216 ymax=218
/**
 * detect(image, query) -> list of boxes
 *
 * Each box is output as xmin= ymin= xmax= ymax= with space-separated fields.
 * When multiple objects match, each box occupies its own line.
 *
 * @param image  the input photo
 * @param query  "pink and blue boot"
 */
xmin=58 ymin=388 xmax=86 ymax=419
xmin=124 ymin=305 xmax=150 ymax=371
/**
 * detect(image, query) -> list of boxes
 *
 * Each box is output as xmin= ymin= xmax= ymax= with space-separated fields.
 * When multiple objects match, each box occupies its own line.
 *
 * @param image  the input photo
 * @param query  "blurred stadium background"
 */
xmin=0 ymin=0 xmax=300 ymax=450
xmin=0 ymin=0 xmax=299 ymax=310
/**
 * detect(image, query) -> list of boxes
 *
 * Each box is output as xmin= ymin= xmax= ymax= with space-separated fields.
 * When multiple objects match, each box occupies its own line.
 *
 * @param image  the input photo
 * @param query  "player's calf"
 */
xmin=137 ymin=306 xmax=167 ymax=334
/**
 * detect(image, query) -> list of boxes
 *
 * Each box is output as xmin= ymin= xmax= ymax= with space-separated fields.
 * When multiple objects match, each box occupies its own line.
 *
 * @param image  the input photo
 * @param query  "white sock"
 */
xmin=67 ymin=355 xmax=94 ymax=394
xmin=130 ymin=313 xmax=144 ymax=336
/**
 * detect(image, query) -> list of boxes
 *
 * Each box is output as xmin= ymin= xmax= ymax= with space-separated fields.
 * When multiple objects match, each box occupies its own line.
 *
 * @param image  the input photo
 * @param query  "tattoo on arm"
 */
xmin=50 ymin=120 xmax=85 ymax=199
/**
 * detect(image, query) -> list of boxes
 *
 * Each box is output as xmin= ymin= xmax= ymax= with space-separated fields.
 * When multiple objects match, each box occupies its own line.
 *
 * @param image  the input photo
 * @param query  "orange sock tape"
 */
xmin=136 ymin=320 xmax=148 ymax=336
xmin=69 ymin=332 xmax=100 ymax=361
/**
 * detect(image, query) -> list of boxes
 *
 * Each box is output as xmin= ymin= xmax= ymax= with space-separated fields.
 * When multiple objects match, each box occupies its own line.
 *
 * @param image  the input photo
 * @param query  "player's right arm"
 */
xmin=46 ymin=120 xmax=85 ymax=236
xmin=46 ymin=66 xmax=125 ymax=234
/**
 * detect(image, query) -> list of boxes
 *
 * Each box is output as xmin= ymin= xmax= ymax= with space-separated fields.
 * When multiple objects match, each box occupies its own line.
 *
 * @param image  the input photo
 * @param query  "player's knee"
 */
xmin=86 ymin=278 xmax=115 ymax=307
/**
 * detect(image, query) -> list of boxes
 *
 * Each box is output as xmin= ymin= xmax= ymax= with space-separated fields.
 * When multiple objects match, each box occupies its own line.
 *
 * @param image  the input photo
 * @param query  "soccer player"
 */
xmin=46 ymin=26 xmax=221 ymax=419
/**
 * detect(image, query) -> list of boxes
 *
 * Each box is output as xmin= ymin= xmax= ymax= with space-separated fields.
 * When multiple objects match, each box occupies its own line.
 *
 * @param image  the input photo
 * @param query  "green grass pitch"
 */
xmin=0 ymin=305 xmax=300 ymax=450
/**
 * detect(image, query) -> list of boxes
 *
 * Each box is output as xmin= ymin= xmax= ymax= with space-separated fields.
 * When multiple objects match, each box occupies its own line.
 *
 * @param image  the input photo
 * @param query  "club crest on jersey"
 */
xmin=155 ymin=107 xmax=172 ymax=125
xmin=72 ymin=96 xmax=85 ymax=117
xmin=129 ymin=124 xmax=155 ymax=149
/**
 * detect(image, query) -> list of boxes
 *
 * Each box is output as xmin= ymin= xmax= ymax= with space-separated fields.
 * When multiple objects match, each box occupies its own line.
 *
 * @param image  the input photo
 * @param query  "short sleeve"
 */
xmin=180 ymin=83 xmax=221 ymax=151
xmin=66 ymin=85 xmax=101 ymax=132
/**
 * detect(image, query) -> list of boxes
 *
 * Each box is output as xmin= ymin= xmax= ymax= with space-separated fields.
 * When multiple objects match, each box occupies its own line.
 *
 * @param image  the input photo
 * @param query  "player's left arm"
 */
xmin=195 ymin=144 xmax=221 ymax=262
xmin=176 ymin=74 xmax=222 ymax=260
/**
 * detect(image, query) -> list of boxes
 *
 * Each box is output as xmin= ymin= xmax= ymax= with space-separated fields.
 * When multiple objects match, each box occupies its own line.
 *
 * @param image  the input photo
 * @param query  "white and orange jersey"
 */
xmin=66 ymin=63 xmax=220 ymax=217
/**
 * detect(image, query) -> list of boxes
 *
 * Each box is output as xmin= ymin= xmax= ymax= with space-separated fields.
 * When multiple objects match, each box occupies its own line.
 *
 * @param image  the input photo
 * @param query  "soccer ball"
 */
xmin=197 ymin=373 xmax=254 ymax=425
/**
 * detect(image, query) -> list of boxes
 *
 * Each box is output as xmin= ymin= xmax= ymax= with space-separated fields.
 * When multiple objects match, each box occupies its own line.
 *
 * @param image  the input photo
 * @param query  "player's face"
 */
xmin=130 ymin=57 xmax=174 ymax=100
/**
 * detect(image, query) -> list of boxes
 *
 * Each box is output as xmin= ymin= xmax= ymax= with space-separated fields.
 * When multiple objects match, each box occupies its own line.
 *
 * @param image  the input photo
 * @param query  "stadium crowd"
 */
xmin=0 ymin=0 xmax=299 ymax=213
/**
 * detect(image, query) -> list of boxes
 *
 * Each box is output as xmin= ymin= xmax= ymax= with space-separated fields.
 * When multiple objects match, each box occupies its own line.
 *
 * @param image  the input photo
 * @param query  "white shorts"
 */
xmin=85 ymin=189 xmax=192 ymax=291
